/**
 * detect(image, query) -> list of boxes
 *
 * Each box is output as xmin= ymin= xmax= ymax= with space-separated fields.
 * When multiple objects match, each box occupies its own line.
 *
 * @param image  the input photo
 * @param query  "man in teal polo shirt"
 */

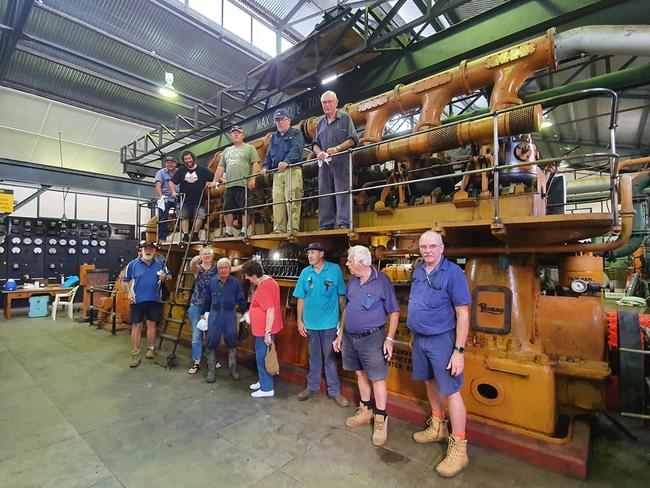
xmin=293 ymin=242 xmax=349 ymax=407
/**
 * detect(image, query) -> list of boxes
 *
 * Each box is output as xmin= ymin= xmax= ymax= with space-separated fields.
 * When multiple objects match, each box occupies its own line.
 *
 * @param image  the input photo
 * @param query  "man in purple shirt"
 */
xmin=333 ymin=245 xmax=399 ymax=447
xmin=407 ymin=230 xmax=471 ymax=478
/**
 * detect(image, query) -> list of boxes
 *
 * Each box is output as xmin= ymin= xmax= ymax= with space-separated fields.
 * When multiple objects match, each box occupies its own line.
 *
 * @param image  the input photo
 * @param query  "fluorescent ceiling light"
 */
xmin=321 ymin=74 xmax=338 ymax=85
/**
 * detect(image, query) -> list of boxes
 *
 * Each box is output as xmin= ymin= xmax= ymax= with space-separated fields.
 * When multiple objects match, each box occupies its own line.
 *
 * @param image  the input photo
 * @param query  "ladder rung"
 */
xmin=164 ymin=317 xmax=185 ymax=325
xmin=159 ymin=333 xmax=180 ymax=342
xmin=168 ymin=301 xmax=189 ymax=307
xmin=178 ymin=286 xmax=193 ymax=291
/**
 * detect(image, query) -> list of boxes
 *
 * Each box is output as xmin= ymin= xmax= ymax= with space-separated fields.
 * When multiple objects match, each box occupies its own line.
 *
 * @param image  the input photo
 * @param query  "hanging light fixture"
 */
xmin=159 ymin=72 xmax=177 ymax=98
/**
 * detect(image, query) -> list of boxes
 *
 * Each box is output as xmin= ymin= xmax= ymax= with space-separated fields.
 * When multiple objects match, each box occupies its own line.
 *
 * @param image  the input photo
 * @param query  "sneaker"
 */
xmin=345 ymin=402 xmax=374 ymax=427
xmin=219 ymin=231 xmax=233 ymax=238
xmin=249 ymin=382 xmax=261 ymax=390
xmin=319 ymin=226 xmax=334 ymax=231
xmin=182 ymin=234 xmax=190 ymax=243
xmin=129 ymin=349 xmax=141 ymax=368
xmin=435 ymin=435 xmax=469 ymax=478
xmin=332 ymin=394 xmax=350 ymax=408
xmin=372 ymin=414 xmax=388 ymax=446
xmin=239 ymin=230 xmax=246 ymax=237
xmin=145 ymin=347 xmax=155 ymax=360
xmin=413 ymin=415 xmax=449 ymax=444
xmin=251 ymin=389 xmax=274 ymax=398
xmin=297 ymin=389 xmax=314 ymax=401
xmin=271 ymin=229 xmax=285 ymax=234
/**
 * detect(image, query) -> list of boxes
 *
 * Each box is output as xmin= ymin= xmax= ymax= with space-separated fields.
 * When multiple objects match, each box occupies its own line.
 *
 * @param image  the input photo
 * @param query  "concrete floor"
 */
xmin=0 ymin=315 xmax=647 ymax=488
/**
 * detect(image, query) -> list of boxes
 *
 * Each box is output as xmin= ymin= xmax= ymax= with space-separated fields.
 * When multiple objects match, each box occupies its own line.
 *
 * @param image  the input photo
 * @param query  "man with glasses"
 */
xmin=407 ymin=230 xmax=471 ymax=478
xmin=312 ymin=91 xmax=358 ymax=230
xmin=261 ymin=108 xmax=304 ymax=233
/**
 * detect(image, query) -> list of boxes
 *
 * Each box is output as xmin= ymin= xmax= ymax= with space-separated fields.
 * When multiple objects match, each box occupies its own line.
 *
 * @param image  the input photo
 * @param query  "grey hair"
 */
xmin=348 ymin=245 xmax=372 ymax=266
xmin=320 ymin=90 xmax=338 ymax=102
xmin=419 ymin=230 xmax=443 ymax=246
xmin=199 ymin=246 xmax=214 ymax=256
xmin=217 ymin=257 xmax=232 ymax=268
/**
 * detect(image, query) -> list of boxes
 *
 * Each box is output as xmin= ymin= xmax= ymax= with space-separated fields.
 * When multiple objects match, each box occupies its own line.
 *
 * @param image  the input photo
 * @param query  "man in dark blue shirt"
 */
xmin=407 ymin=230 xmax=471 ymax=478
xmin=261 ymin=108 xmax=304 ymax=233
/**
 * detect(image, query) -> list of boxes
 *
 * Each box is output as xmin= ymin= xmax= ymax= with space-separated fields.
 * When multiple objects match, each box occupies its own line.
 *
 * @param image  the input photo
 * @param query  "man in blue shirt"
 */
xmin=333 ymin=245 xmax=399 ymax=447
xmin=154 ymin=155 xmax=178 ymax=242
xmin=407 ymin=230 xmax=471 ymax=478
xmin=261 ymin=108 xmax=304 ymax=233
xmin=123 ymin=242 xmax=172 ymax=368
xmin=292 ymin=242 xmax=348 ymax=407
xmin=312 ymin=91 xmax=359 ymax=230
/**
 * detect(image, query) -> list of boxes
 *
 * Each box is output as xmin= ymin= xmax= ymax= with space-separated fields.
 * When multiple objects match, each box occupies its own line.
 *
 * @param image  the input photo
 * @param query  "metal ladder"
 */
xmin=154 ymin=190 xmax=208 ymax=368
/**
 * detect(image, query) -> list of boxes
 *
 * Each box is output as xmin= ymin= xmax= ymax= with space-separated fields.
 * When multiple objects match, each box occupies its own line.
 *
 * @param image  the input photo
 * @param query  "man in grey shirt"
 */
xmin=154 ymin=156 xmax=178 ymax=242
xmin=312 ymin=91 xmax=359 ymax=230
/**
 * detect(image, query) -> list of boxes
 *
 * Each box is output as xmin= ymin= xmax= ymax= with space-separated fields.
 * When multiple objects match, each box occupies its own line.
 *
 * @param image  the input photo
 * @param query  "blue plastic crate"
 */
xmin=28 ymin=295 xmax=50 ymax=318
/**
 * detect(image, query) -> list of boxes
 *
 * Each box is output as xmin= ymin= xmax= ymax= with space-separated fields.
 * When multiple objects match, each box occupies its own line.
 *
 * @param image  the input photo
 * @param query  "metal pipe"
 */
xmin=554 ymin=25 xmax=650 ymax=61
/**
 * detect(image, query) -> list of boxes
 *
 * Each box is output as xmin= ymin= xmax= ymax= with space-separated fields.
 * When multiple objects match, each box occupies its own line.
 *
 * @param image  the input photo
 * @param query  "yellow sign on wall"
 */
xmin=0 ymin=188 xmax=15 ymax=213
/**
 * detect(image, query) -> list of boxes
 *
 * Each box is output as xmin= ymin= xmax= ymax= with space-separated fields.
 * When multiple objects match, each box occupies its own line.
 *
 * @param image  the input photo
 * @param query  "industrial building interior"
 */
xmin=1 ymin=0 xmax=650 ymax=487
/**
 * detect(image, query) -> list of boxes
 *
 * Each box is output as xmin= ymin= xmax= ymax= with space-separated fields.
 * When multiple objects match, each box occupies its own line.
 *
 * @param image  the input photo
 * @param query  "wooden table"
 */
xmin=2 ymin=287 xmax=73 ymax=319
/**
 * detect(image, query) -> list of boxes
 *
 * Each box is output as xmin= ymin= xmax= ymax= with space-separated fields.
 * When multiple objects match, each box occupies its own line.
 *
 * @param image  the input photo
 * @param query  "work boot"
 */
xmin=372 ymin=414 xmax=388 ymax=446
xmin=228 ymin=348 xmax=240 ymax=380
xmin=206 ymin=350 xmax=217 ymax=383
xmin=413 ymin=415 xmax=449 ymax=444
xmin=345 ymin=402 xmax=374 ymax=427
xmin=297 ymin=389 xmax=313 ymax=401
xmin=332 ymin=394 xmax=350 ymax=408
xmin=129 ymin=349 xmax=141 ymax=368
xmin=435 ymin=435 xmax=469 ymax=478
xmin=145 ymin=347 xmax=155 ymax=360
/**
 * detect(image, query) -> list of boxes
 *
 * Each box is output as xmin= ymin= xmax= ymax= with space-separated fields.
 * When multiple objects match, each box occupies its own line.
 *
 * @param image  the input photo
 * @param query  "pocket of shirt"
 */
xmin=362 ymin=293 xmax=379 ymax=310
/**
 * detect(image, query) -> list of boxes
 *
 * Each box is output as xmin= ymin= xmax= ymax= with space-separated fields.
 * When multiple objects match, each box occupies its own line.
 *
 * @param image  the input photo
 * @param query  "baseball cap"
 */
xmin=274 ymin=108 xmax=291 ymax=119
xmin=163 ymin=156 xmax=175 ymax=163
xmin=138 ymin=241 xmax=157 ymax=250
xmin=305 ymin=242 xmax=325 ymax=253
xmin=230 ymin=125 xmax=243 ymax=133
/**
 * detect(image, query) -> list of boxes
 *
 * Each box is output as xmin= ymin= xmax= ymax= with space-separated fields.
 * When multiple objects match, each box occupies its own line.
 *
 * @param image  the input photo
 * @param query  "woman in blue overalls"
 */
xmin=203 ymin=257 xmax=248 ymax=383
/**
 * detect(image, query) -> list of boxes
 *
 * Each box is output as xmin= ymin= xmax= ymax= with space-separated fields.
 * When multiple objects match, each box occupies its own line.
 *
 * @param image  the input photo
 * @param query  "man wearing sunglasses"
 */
xmin=407 ymin=230 xmax=471 ymax=478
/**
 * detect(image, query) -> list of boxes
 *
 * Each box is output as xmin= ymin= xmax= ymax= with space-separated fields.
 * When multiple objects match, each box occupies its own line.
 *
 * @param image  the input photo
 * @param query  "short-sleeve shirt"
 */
xmin=249 ymin=277 xmax=283 ymax=337
xmin=154 ymin=167 xmax=178 ymax=197
xmin=219 ymin=144 xmax=260 ymax=188
xmin=407 ymin=257 xmax=471 ymax=336
xmin=190 ymin=265 xmax=218 ymax=306
xmin=171 ymin=165 xmax=214 ymax=206
xmin=312 ymin=109 xmax=359 ymax=165
xmin=293 ymin=261 xmax=346 ymax=330
xmin=345 ymin=268 xmax=399 ymax=333
xmin=123 ymin=257 xmax=170 ymax=303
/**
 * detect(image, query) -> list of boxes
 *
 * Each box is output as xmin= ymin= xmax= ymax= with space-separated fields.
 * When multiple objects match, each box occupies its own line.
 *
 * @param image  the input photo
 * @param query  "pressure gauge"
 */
xmin=99 ymin=240 xmax=107 ymax=247
xmin=11 ymin=247 xmax=20 ymax=254
xmin=82 ymin=239 xmax=89 ymax=246
xmin=48 ymin=247 xmax=57 ymax=255
xmin=0 ymin=246 xmax=3 ymax=254
xmin=11 ymin=237 xmax=21 ymax=244
xmin=33 ymin=247 xmax=43 ymax=254
xmin=23 ymin=237 xmax=32 ymax=245
xmin=49 ymin=263 xmax=56 ymax=269
xmin=81 ymin=248 xmax=90 ymax=255
xmin=59 ymin=238 xmax=67 ymax=246
xmin=90 ymin=240 xmax=98 ymax=247
xmin=68 ymin=248 xmax=76 ymax=255
xmin=98 ymin=248 xmax=106 ymax=255
xmin=34 ymin=238 xmax=43 ymax=245
xmin=49 ymin=238 xmax=57 ymax=246
xmin=13 ymin=263 xmax=19 ymax=269
xmin=570 ymin=279 xmax=588 ymax=294
xmin=68 ymin=239 xmax=77 ymax=246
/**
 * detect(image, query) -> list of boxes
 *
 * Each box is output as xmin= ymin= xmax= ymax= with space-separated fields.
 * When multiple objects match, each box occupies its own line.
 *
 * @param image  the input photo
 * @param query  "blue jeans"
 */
xmin=188 ymin=303 xmax=203 ymax=362
xmin=307 ymin=328 xmax=341 ymax=396
xmin=157 ymin=198 xmax=176 ymax=240
xmin=255 ymin=335 xmax=275 ymax=392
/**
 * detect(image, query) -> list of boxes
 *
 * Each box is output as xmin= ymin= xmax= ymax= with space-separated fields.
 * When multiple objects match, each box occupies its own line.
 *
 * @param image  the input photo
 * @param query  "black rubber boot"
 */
xmin=228 ymin=348 xmax=240 ymax=380
xmin=206 ymin=350 xmax=217 ymax=383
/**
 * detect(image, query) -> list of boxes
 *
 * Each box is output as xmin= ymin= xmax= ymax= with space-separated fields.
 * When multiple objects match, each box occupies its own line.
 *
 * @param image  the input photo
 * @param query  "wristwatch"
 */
xmin=385 ymin=337 xmax=394 ymax=343
xmin=454 ymin=346 xmax=465 ymax=354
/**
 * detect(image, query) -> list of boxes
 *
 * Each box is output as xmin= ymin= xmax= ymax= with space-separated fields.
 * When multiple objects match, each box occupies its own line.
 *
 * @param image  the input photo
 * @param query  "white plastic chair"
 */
xmin=52 ymin=286 xmax=80 ymax=320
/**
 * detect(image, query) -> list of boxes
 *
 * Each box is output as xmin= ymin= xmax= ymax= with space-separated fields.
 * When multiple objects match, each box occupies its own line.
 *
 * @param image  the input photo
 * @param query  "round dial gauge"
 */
xmin=48 ymin=247 xmax=57 ymax=255
xmin=34 ymin=238 xmax=43 ymax=245
xmin=90 ymin=240 xmax=98 ymax=247
xmin=23 ymin=237 xmax=32 ymax=245
xmin=33 ymin=247 xmax=43 ymax=254
xmin=570 ymin=279 xmax=588 ymax=294
xmin=68 ymin=248 xmax=76 ymax=255
xmin=13 ymin=263 xmax=19 ymax=269
xmin=11 ymin=237 xmax=21 ymax=244
xmin=68 ymin=239 xmax=77 ymax=246
xmin=82 ymin=239 xmax=89 ymax=246
xmin=0 ymin=246 xmax=3 ymax=254
xmin=99 ymin=240 xmax=107 ymax=247
xmin=11 ymin=246 xmax=20 ymax=254
xmin=48 ymin=238 xmax=57 ymax=246
xmin=59 ymin=239 xmax=67 ymax=246
xmin=49 ymin=263 xmax=56 ymax=269
xmin=98 ymin=248 xmax=106 ymax=255
xmin=81 ymin=248 xmax=90 ymax=255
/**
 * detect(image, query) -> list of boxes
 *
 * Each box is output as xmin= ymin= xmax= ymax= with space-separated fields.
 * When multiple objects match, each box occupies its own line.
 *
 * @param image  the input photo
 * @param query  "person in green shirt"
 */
xmin=210 ymin=126 xmax=260 ymax=237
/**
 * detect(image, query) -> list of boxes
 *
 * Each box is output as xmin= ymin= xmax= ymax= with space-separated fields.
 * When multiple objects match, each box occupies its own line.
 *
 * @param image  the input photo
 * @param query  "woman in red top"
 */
xmin=242 ymin=259 xmax=283 ymax=397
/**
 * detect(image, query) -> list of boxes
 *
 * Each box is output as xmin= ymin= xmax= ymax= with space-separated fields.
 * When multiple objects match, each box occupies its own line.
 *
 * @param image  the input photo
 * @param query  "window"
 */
xmin=223 ymin=0 xmax=251 ymax=42
xmin=77 ymin=195 xmax=108 ymax=221
xmin=188 ymin=0 xmax=222 ymax=24
xmin=252 ymin=19 xmax=277 ymax=57
xmin=280 ymin=37 xmax=294 ymax=53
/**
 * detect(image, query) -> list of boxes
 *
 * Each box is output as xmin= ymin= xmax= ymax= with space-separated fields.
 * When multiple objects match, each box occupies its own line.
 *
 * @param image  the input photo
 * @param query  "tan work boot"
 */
xmin=129 ymin=349 xmax=141 ymax=368
xmin=413 ymin=415 xmax=449 ymax=444
xmin=145 ymin=347 xmax=155 ymax=360
xmin=435 ymin=434 xmax=469 ymax=478
xmin=372 ymin=414 xmax=388 ymax=446
xmin=345 ymin=402 xmax=374 ymax=427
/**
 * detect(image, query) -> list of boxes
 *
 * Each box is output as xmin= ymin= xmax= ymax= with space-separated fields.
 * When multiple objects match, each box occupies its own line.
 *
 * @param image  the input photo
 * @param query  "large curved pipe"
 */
xmin=554 ymin=25 xmax=650 ymax=61
xmin=610 ymin=170 xmax=650 ymax=259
